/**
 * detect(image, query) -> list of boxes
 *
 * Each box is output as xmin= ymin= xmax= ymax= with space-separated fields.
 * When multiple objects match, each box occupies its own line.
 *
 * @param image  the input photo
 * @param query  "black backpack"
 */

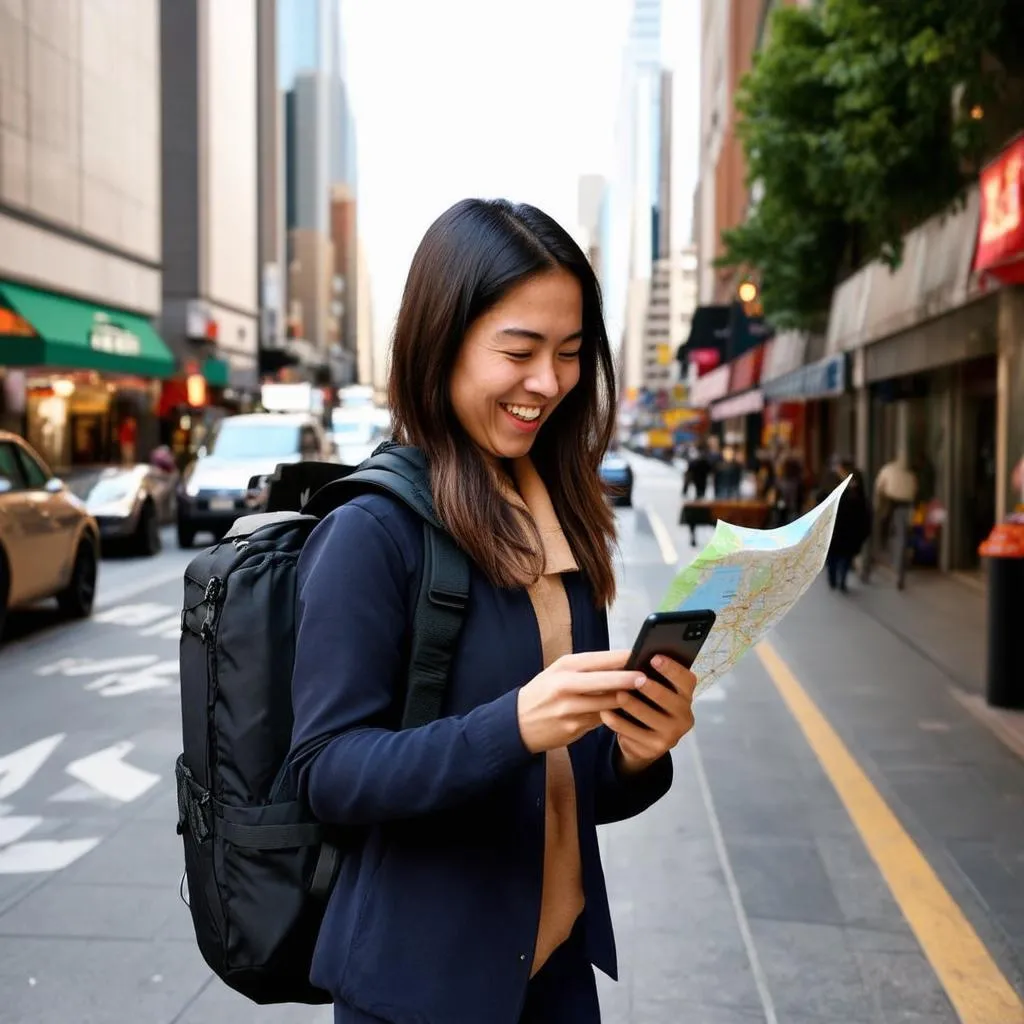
xmin=175 ymin=445 xmax=470 ymax=1005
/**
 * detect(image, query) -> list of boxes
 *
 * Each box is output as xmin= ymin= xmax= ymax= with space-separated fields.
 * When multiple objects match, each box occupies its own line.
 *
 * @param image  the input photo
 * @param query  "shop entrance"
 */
xmin=954 ymin=357 xmax=997 ymax=572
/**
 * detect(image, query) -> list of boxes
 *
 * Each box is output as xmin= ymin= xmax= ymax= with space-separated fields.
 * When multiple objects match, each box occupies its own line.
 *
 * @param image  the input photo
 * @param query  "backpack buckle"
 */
xmin=427 ymin=585 xmax=467 ymax=611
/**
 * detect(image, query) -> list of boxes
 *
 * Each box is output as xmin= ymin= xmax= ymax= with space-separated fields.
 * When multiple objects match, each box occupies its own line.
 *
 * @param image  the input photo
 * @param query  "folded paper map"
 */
xmin=661 ymin=476 xmax=851 ymax=695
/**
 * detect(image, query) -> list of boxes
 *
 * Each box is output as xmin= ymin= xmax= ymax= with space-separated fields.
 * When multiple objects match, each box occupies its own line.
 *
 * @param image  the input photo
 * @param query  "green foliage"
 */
xmin=717 ymin=0 xmax=1015 ymax=330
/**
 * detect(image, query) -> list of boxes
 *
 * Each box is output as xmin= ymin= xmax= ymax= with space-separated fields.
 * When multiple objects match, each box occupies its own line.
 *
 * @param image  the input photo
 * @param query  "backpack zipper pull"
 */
xmin=200 ymin=576 xmax=223 ymax=642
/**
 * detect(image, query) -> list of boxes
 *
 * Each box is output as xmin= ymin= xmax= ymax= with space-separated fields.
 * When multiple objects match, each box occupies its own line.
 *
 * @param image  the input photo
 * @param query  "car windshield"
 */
xmin=332 ymin=420 xmax=375 ymax=440
xmin=207 ymin=421 xmax=300 ymax=459
xmin=87 ymin=472 xmax=142 ymax=502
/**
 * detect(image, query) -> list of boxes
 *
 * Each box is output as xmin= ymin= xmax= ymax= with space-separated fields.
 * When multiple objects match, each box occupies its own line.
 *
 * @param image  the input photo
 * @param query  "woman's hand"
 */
xmin=517 ymin=650 xmax=646 ymax=754
xmin=600 ymin=655 xmax=697 ymax=774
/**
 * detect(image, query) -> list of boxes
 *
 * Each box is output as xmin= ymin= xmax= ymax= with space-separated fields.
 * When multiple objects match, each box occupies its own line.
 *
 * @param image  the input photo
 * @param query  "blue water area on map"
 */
xmin=673 ymin=564 xmax=745 ymax=612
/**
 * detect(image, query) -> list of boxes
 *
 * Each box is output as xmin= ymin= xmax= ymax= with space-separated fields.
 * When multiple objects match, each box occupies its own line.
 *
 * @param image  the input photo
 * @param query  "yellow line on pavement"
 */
xmin=756 ymin=641 xmax=1024 ymax=1024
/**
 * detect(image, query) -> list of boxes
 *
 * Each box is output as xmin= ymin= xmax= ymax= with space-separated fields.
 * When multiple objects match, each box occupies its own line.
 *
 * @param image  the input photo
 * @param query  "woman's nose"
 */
xmin=525 ymin=361 xmax=560 ymax=398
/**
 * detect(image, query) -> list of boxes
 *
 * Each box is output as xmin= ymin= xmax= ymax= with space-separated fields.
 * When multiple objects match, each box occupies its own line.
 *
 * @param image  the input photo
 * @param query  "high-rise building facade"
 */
xmin=0 ymin=0 xmax=177 ymax=467
xmin=160 ymin=0 xmax=261 ymax=392
xmin=276 ymin=0 xmax=358 ymax=386
xmin=606 ymin=0 xmax=676 ymax=395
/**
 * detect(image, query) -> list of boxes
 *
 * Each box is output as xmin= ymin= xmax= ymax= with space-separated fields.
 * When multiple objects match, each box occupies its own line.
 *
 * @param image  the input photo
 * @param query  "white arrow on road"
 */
xmin=0 ymin=735 xmax=65 ymax=801
xmin=0 ymin=816 xmax=43 ymax=847
xmin=64 ymin=742 xmax=161 ymax=803
xmin=0 ymin=838 xmax=101 ymax=874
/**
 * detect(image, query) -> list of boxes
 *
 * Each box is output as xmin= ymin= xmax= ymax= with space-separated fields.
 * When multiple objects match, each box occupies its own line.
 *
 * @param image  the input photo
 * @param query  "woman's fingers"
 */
xmin=650 ymin=656 xmax=698 ymax=700
xmin=562 ymin=670 xmax=647 ymax=694
xmin=557 ymin=649 xmax=632 ymax=672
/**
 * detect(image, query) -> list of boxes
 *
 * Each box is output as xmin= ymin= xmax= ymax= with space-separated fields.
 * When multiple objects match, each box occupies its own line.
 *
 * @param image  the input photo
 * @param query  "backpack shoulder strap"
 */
xmin=302 ymin=444 xmax=469 ymax=729
xmin=403 ymin=522 xmax=469 ymax=728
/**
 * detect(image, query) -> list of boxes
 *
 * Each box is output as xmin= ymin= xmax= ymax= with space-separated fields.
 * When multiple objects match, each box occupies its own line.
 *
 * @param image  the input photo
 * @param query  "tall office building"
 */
xmin=277 ymin=0 xmax=358 ymax=386
xmin=160 ymin=0 xmax=260 ymax=392
xmin=0 ymin=1 xmax=174 ymax=467
xmin=604 ymin=0 xmax=674 ymax=395
xmin=257 ymin=0 xmax=287 ymax=356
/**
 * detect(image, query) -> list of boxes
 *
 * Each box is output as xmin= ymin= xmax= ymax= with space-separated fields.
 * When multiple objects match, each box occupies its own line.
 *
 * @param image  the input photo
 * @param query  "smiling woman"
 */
xmin=389 ymin=199 xmax=618 ymax=603
xmin=288 ymin=198 xmax=695 ymax=1024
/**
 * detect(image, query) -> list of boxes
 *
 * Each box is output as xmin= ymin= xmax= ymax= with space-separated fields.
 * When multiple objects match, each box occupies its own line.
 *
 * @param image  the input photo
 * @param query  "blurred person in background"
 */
xmin=819 ymin=455 xmax=871 ymax=592
xmin=714 ymin=446 xmax=742 ymax=499
xmin=870 ymin=450 xmax=918 ymax=588
xmin=683 ymin=442 xmax=711 ymax=499
xmin=775 ymin=451 xmax=805 ymax=525
xmin=118 ymin=414 xmax=137 ymax=467
xmin=287 ymin=199 xmax=697 ymax=1024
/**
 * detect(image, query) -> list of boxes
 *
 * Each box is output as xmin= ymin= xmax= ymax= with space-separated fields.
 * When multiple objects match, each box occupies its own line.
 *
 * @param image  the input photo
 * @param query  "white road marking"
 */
xmin=36 ymin=655 xmax=156 ymax=678
xmin=94 ymin=602 xmax=174 ymax=627
xmin=64 ymin=742 xmax=160 ymax=803
xmin=0 ymin=815 xmax=43 ymax=846
xmin=94 ymin=565 xmax=188 ymax=612
xmin=689 ymin=735 xmax=779 ymax=1024
xmin=644 ymin=506 xmax=680 ymax=567
xmin=49 ymin=783 xmax=107 ymax=804
xmin=0 ymin=838 xmax=101 ymax=874
xmin=137 ymin=614 xmax=182 ymax=640
xmin=86 ymin=660 xmax=178 ymax=697
xmin=0 ymin=735 xmax=65 ymax=801
xmin=35 ymin=655 xmax=178 ymax=697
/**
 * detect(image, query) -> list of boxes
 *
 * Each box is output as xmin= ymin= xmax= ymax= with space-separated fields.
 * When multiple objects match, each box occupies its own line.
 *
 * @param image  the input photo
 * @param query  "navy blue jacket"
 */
xmin=288 ymin=494 xmax=673 ymax=1024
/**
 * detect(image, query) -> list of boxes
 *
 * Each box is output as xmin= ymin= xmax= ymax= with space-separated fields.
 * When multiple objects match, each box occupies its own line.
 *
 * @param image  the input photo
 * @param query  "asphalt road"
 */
xmin=0 ymin=466 xmax=1021 ymax=1023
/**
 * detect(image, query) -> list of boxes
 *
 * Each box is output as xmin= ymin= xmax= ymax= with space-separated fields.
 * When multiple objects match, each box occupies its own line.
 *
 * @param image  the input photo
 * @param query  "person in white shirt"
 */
xmin=868 ymin=454 xmax=918 ymax=588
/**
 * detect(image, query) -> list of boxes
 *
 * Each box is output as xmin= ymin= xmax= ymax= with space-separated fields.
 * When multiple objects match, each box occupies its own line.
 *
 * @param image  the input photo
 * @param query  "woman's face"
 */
xmin=449 ymin=269 xmax=583 ymax=461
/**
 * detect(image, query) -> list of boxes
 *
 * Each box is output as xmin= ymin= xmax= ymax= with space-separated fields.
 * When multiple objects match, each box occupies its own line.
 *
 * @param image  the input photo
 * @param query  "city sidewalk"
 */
xmin=613 ymin=454 xmax=1024 ymax=1022
xmin=845 ymin=562 xmax=1024 ymax=763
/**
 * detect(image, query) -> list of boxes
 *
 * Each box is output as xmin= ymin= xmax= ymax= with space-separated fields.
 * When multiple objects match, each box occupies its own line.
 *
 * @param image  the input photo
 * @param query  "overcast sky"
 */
xmin=341 ymin=0 xmax=700 ymax=376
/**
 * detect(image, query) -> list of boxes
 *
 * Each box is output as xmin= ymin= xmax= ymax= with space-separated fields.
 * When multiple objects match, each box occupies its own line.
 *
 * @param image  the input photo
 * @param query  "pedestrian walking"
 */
xmin=684 ymin=442 xmax=711 ymax=499
xmin=819 ymin=456 xmax=871 ymax=591
xmin=286 ymin=198 xmax=697 ymax=1024
xmin=118 ymin=415 xmax=137 ymax=466
xmin=871 ymin=452 xmax=918 ymax=588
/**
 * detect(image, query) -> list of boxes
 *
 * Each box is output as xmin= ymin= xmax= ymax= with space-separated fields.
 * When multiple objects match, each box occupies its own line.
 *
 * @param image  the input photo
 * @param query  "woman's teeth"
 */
xmin=502 ymin=404 xmax=541 ymax=422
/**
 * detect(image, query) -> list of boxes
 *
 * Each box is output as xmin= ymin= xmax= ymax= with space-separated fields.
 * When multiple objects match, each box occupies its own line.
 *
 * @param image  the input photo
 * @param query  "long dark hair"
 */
xmin=388 ymin=198 xmax=618 ymax=605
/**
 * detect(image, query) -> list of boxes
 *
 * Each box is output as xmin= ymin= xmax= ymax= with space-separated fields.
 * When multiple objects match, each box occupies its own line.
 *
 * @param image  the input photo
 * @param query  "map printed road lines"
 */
xmin=661 ymin=476 xmax=850 ymax=696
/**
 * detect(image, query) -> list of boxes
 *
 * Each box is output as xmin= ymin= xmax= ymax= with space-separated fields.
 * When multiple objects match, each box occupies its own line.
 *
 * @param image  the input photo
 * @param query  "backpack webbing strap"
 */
xmin=402 ymin=523 xmax=470 ymax=729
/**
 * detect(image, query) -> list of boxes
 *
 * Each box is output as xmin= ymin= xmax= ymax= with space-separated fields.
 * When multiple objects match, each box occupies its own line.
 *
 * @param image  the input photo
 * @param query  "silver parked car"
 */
xmin=68 ymin=456 xmax=179 ymax=557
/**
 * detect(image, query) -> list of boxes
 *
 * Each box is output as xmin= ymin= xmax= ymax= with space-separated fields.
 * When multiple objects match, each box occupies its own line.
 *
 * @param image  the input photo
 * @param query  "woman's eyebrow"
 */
xmin=496 ymin=328 xmax=584 ymax=343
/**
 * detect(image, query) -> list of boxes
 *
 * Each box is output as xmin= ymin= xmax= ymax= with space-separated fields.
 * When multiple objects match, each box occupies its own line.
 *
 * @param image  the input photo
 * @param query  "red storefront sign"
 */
xmin=975 ymin=136 xmax=1024 ymax=283
xmin=729 ymin=344 xmax=765 ymax=394
xmin=689 ymin=348 xmax=721 ymax=374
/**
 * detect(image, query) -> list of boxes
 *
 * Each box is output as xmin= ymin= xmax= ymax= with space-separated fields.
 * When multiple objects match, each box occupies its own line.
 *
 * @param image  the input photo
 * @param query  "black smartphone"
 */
xmin=615 ymin=609 xmax=717 ymax=728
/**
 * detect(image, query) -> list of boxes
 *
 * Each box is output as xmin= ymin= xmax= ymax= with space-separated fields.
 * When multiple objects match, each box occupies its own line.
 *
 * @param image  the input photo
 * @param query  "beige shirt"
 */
xmin=875 ymin=460 xmax=918 ymax=504
xmin=501 ymin=458 xmax=586 ymax=978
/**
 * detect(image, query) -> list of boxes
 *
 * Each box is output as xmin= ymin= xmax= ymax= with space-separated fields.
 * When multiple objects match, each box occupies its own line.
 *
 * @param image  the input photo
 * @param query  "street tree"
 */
xmin=718 ymin=0 xmax=1023 ymax=330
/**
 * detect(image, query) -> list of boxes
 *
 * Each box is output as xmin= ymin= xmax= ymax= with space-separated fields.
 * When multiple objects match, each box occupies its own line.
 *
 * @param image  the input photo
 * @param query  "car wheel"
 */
xmin=137 ymin=501 xmax=161 ymax=557
xmin=57 ymin=541 xmax=97 ymax=619
xmin=177 ymin=522 xmax=196 ymax=549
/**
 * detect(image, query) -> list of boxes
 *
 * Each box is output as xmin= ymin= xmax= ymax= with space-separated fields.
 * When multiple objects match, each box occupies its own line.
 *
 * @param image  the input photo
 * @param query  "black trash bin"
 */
xmin=979 ymin=523 xmax=1024 ymax=709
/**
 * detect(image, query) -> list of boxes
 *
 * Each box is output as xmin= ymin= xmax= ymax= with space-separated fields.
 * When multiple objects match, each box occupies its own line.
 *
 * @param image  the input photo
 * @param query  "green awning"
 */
xmin=0 ymin=281 xmax=176 ymax=379
xmin=202 ymin=357 xmax=230 ymax=388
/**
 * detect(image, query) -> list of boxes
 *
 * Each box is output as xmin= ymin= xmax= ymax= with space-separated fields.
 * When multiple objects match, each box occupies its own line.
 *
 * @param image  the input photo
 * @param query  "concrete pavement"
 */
xmin=0 ymin=472 xmax=1021 ymax=1021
